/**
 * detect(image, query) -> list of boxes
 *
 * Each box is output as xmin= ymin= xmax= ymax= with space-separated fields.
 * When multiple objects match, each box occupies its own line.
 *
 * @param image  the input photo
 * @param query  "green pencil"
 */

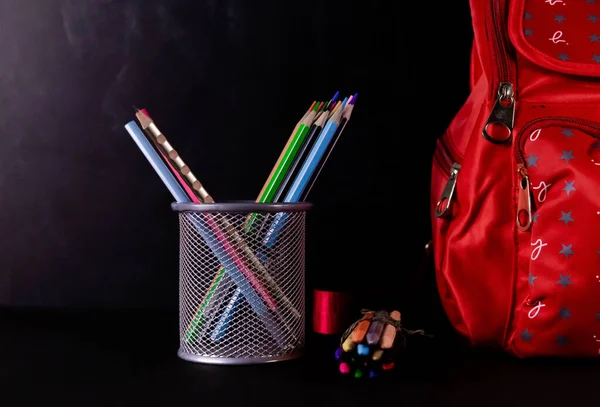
xmin=184 ymin=267 xmax=227 ymax=342
xmin=243 ymin=103 xmax=319 ymax=233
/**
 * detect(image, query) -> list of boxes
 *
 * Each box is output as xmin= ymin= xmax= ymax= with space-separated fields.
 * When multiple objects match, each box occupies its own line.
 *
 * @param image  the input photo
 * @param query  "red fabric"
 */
xmin=431 ymin=0 xmax=600 ymax=357
xmin=521 ymin=1 xmax=599 ymax=64
xmin=511 ymin=0 xmax=600 ymax=76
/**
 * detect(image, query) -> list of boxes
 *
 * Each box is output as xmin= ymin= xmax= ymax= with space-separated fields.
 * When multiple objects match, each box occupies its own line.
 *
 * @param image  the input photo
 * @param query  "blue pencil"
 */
xmin=211 ymin=287 xmax=243 ymax=341
xmin=125 ymin=122 xmax=190 ymax=203
xmin=124 ymin=121 xmax=287 ymax=348
xmin=262 ymin=102 xmax=345 ymax=247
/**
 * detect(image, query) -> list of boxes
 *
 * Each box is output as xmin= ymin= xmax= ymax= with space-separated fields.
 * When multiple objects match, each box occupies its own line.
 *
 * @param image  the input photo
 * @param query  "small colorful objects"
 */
xmin=351 ymin=313 xmax=373 ymax=343
xmin=334 ymin=347 xmax=344 ymax=361
xmin=339 ymin=362 xmax=352 ymax=374
xmin=357 ymin=344 xmax=370 ymax=356
xmin=366 ymin=315 xmax=386 ymax=345
xmin=380 ymin=310 xmax=401 ymax=349
xmin=335 ymin=309 xmax=429 ymax=379
xmin=342 ymin=335 xmax=356 ymax=352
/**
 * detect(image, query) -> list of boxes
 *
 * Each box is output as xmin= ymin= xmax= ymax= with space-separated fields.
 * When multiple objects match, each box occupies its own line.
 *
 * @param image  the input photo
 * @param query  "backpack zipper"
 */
xmin=483 ymin=0 xmax=516 ymax=144
xmin=490 ymin=0 xmax=512 ymax=90
xmin=434 ymin=139 xmax=461 ymax=218
xmin=514 ymin=117 xmax=600 ymax=231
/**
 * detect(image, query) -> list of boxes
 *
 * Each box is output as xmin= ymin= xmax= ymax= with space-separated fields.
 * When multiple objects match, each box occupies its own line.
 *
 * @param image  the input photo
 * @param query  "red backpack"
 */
xmin=430 ymin=0 xmax=600 ymax=357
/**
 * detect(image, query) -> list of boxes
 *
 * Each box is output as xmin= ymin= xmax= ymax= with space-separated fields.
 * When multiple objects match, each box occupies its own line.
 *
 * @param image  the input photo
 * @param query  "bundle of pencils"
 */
xmin=335 ymin=310 xmax=428 ymax=378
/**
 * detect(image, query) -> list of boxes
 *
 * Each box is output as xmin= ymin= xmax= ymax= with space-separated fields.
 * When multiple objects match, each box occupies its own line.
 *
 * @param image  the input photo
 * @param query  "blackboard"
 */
xmin=0 ymin=0 xmax=471 ymax=310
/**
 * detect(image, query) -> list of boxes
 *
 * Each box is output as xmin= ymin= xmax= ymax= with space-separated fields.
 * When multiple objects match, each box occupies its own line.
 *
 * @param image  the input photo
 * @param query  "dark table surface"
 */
xmin=2 ymin=307 xmax=598 ymax=406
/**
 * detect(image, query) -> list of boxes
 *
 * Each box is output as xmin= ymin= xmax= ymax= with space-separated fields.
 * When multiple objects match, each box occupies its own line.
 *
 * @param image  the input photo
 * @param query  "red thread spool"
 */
xmin=312 ymin=289 xmax=353 ymax=335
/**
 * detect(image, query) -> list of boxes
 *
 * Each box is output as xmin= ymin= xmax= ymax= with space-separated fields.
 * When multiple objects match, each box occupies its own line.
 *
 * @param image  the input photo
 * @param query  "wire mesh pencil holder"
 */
xmin=171 ymin=201 xmax=312 ymax=365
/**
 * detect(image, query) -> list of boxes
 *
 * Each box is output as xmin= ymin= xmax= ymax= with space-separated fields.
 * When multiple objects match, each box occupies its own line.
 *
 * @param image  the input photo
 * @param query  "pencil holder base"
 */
xmin=177 ymin=348 xmax=305 ymax=365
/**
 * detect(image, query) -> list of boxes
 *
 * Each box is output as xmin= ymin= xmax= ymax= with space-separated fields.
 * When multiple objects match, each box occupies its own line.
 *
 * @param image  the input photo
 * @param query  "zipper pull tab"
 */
xmin=482 ymin=82 xmax=515 ymax=144
xmin=435 ymin=163 xmax=461 ymax=218
xmin=517 ymin=164 xmax=533 ymax=232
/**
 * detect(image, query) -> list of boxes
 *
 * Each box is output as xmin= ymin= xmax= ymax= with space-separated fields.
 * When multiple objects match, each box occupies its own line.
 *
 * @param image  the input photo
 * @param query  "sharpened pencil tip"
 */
xmin=135 ymin=108 xmax=153 ymax=129
xmin=350 ymin=93 xmax=358 ymax=105
xmin=133 ymin=105 xmax=140 ymax=113
xmin=341 ymin=97 xmax=349 ymax=109
xmin=331 ymin=91 xmax=340 ymax=102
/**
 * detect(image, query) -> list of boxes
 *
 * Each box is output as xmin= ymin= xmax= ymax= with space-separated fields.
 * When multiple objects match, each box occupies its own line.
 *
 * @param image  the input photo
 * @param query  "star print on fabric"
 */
xmin=562 ymin=180 xmax=576 ymax=195
xmin=559 ymin=244 xmax=574 ymax=259
xmin=521 ymin=329 xmax=533 ymax=342
xmin=555 ymin=15 xmax=566 ymax=23
xmin=593 ymin=54 xmax=600 ymax=64
xmin=557 ymin=274 xmax=573 ymax=289
xmin=588 ymin=0 xmax=596 ymax=4
xmin=524 ymin=28 xmax=533 ymax=36
xmin=533 ymin=213 xmax=540 ymax=223
xmin=591 ymin=15 xmax=599 ymax=23
xmin=525 ymin=12 xmax=533 ymax=19
xmin=597 ymin=250 xmax=600 ymax=255
xmin=560 ymin=150 xmax=575 ymax=163
xmin=559 ymin=211 xmax=574 ymax=226
xmin=597 ymin=313 xmax=600 ymax=322
xmin=561 ymin=128 xmax=574 ymax=138
xmin=559 ymin=307 xmax=572 ymax=320
xmin=556 ymin=336 xmax=568 ymax=346
xmin=527 ymin=153 xmax=539 ymax=167
xmin=558 ymin=53 xmax=569 ymax=61
xmin=591 ymin=33 xmax=600 ymax=43
xmin=529 ymin=272 xmax=538 ymax=286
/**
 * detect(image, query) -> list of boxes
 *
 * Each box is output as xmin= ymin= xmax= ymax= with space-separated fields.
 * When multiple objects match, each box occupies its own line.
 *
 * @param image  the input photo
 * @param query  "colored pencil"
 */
xmin=125 ymin=121 xmax=189 ymax=203
xmin=211 ymin=287 xmax=243 ymax=341
xmin=243 ymin=92 xmax=336 ymax=232
xmin=366 ymin=314 xmax=386 ymax=345
xmin=351 ymin=312 xmax=374 ymax=343
xmin=135 ymin=110 xmax=214 ymax=203
xmin=263 ymin=102 xmax=345 ymax=247
xmin=272 ymin=103 xmax=329 ymax=202
xmin=302 ymin=94 xmax=357 ymax=200
xmin=380 ymin=310 xmax=401 ymax=349
xmin=244 ymin=101 xmax=314 ymax=215
xmin=243 ymin=103 xmax=319 ymax=233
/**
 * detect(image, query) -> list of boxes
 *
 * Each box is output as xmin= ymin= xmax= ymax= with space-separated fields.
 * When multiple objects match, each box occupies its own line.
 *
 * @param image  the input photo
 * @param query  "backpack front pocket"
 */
xmin=508 ymin=117 xmax=600 ymax=357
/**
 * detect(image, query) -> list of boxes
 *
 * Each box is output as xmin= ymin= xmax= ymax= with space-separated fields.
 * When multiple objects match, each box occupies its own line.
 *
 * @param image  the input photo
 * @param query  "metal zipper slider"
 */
xmin=517 ymin=164 xmax=533 ymax=232
xmin=482 ymin=82 xmax=515 ymax=144
xmin=435 ymin=163 xmax=461 ymax=218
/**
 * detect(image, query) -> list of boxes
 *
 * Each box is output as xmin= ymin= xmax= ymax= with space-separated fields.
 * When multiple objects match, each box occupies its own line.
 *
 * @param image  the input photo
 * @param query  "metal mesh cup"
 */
xmin=171 ymin=201 xmax=312 ymax=365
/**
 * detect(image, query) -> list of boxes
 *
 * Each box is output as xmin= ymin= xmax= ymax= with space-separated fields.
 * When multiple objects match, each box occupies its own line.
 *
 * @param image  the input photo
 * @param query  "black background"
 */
xmin=0 ymin=1 xmax=473 ymax=313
